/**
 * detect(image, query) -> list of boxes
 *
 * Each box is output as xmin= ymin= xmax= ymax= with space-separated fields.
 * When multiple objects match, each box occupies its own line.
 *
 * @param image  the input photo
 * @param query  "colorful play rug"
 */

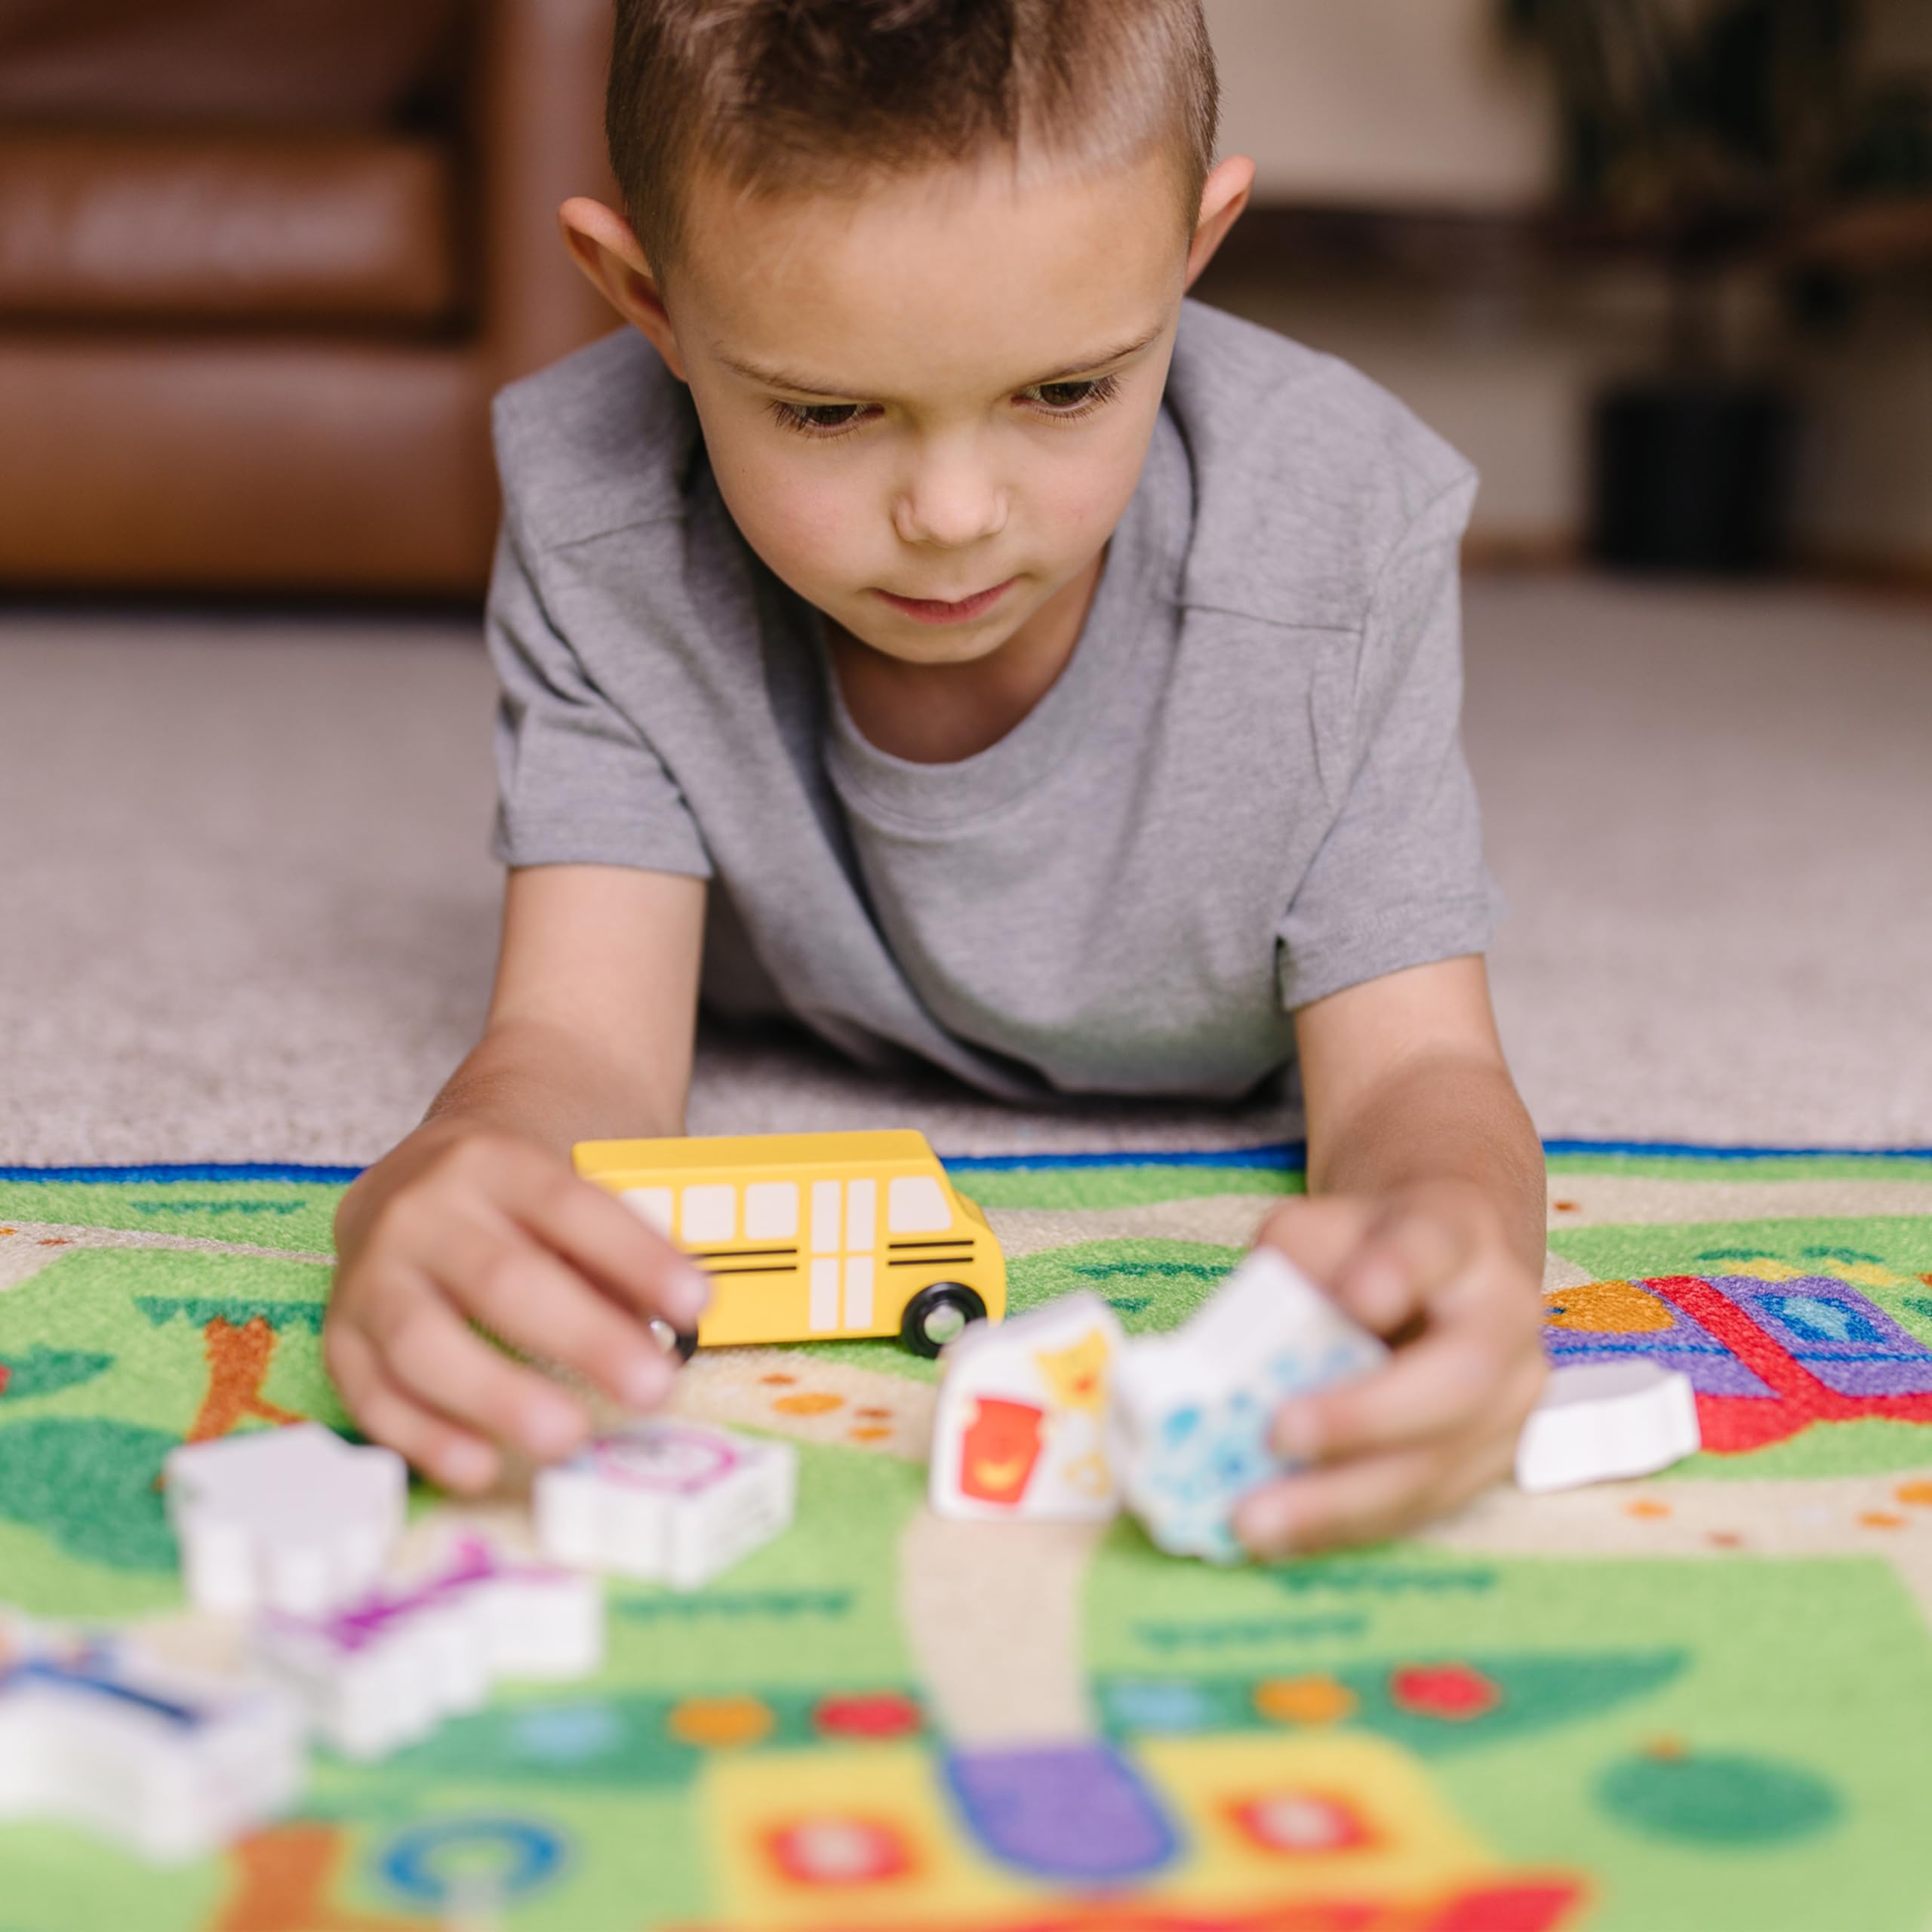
xmin=3 ymin=1144 xmax=1932 ymax=1932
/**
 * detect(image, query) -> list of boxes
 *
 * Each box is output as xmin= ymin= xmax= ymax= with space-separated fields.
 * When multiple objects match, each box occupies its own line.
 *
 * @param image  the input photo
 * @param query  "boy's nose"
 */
xmin=894 ymin=447 xmax=1009 ymax=548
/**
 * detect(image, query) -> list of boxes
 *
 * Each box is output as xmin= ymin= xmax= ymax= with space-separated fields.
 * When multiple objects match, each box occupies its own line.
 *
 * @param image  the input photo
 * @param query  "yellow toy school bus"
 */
xmin=573 ymin=1130 xmax=1006 ymax=1358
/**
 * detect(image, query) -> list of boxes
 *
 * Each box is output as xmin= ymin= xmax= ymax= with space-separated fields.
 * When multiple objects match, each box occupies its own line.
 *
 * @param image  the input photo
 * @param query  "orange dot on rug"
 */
xmin=1859 ymin=1510 xmax=1906 ymax=1530
xmin=1543 ymin=1278 xmax=1672 ymax=1333
xmin=1253 ymin=1674 xmax=1358 ymax=1726
xmin=668 ymin=1695 xmax=774 ymax=1748
xmin=1895 ymin=1480 xmax=1932 ymax=1507
xmin=774 ymin=1392 xmax=844 ymax=1416
xmin=1626 ymin=1498 xmax=1672 ymax=1519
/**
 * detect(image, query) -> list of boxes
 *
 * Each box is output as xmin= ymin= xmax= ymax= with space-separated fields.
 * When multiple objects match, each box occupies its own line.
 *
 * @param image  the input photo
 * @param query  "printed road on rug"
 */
xmin=2 ymin=1146 xmax=1931 ymax=1931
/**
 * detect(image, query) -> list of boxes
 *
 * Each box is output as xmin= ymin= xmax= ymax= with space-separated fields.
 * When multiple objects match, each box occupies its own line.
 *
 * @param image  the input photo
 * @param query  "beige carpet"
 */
xmin=2 ymin=573 xmax=1927 ymax=1165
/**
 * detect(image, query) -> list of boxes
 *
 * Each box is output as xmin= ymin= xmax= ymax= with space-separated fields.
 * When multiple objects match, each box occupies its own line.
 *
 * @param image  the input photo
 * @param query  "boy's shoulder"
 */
xmin=1169 ymin=300 xmax=1476 ymax=631
xmin=491 ymin=327 xmax=698 ymax=552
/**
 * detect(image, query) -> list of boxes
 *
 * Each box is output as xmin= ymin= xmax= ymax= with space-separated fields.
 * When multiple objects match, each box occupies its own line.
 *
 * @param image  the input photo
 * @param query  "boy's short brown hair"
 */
xmin=607 ymin=0 xmax=1220 ymax=275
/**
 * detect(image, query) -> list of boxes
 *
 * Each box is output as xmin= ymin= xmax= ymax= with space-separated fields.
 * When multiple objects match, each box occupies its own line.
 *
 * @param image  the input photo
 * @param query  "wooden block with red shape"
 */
xmin=0 ymin=1611 xmax=306 ymax=1863
xmin=928 ymin=1292 xmax=1125 ymax=1522
xmin=534 ymin=1420 xmax=797 ymax=1592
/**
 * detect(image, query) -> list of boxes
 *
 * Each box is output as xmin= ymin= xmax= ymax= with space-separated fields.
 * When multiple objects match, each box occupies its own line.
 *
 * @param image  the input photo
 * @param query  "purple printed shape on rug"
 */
xmin=1709 ymin=1278 xmax=1932 ymax=1397
xmin=943 ymin=1740 xmax=1178 ymax=1882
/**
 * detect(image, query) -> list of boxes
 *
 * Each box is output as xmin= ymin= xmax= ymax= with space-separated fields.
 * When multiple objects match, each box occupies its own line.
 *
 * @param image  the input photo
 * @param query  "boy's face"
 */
xmin=568 ymin=149 xmax=1248 ymax=669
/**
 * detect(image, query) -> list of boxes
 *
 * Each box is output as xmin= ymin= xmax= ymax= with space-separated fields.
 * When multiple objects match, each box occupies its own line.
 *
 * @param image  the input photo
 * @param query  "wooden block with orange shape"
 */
xmin=928 ymin=1292 xmax=1125 ymax=1522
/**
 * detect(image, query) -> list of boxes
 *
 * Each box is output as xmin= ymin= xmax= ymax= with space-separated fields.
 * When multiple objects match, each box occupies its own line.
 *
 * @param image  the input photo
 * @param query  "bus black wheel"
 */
xmin=900 ymin=1283 xmax=987 ymax=1358
xmin=649 ymin=1318 xmax=700 ymax=1363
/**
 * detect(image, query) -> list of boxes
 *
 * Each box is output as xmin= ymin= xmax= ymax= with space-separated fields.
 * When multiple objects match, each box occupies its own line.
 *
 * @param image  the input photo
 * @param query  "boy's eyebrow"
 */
xmin=716 ymin=324 xmax=1168 ymax=400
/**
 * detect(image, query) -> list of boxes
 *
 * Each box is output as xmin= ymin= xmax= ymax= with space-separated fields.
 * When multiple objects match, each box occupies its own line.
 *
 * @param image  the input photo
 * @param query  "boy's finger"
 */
xmin=426 ymin=1219 xmax=678 ymax=1415
xmin=325 ymin=1319 xmax=502 ymax=1494
xmin=1252 ymin=1196 xmax=1377 ymax=1284
xmin=363 ymin=1277 xmax=592 ymax=1462
xmin=1272 ymin=1334 xmax=1544 ymax=1465
xmin=462 ymin=1143 xmax=711 ymax=1330
xmin=1326 ymin=1202 xmax=1474 ymax=1334
xmin=1238 ymin=1419 xmax=1518 ymax=1559
xmin=1234 ymin=1444 xmax=1444 ymax=1557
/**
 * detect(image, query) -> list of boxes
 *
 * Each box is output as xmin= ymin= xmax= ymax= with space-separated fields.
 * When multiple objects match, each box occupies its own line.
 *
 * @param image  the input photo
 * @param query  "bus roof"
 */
xmin=574 ymin=1129 xmax=945 ymax=1177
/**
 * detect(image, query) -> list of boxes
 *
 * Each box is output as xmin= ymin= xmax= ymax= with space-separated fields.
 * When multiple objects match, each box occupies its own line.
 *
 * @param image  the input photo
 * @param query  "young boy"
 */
xmin=328 ymin=0 xmax=1548 ymax=1555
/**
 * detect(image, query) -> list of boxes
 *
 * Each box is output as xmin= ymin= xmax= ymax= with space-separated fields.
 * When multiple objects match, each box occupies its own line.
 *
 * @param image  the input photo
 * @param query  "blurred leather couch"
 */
xmin=0 ymin=0 xmax=619 ymax=595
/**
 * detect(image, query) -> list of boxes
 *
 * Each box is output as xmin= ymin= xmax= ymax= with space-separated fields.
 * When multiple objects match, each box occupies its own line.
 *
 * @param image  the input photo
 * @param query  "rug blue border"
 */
xmin=948 ymin=1138 xmax=1932 ymax=1171
xmin=0 ymin=1162 xmax=365 ymax=1183
xmin=1 ymin=1139 xmax=1929 ymax=1184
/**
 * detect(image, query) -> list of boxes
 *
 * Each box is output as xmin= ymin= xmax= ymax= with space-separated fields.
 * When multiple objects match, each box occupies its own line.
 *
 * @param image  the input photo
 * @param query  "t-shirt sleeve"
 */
xmin=1274 ymin=474 xmax=1500 ymax=1011
xmin=484 ymin=509 xmax=713 ymax=878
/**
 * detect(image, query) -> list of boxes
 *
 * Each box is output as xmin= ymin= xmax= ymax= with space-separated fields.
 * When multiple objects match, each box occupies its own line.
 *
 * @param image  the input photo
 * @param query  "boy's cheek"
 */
xmin=1028 ymin=415 xmax=1163 ymax=553
xmin=712 ymin=451 xmax=875 ymax=595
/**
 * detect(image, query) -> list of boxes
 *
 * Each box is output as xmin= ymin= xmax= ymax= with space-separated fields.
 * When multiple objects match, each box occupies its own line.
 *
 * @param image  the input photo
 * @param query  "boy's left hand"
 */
xmin=1232 ymin=1180 xmax=1547 ymax=1557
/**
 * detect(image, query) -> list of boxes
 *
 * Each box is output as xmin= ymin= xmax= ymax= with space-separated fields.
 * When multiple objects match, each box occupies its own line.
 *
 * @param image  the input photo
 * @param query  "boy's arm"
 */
xmin=1234 ymin=954 xmax=1549 ymax=1555
xmin=328 ymin=864 xmax=709 ymax=1492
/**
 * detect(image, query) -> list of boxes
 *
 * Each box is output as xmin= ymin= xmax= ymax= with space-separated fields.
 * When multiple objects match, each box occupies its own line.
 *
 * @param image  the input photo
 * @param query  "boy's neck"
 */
xmin=824 ymin=548 xmax=1106 ymax=765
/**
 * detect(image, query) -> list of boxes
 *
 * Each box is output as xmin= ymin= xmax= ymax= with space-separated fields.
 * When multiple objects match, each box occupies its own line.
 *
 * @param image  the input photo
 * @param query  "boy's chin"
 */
xmin=834 ymin=606 xmax=1026 ymax=670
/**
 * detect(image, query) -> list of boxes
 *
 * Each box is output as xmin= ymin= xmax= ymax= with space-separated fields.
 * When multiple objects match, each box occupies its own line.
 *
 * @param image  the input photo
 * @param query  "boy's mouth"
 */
xmin=872 ymin=577 xmax=1017 ymax=626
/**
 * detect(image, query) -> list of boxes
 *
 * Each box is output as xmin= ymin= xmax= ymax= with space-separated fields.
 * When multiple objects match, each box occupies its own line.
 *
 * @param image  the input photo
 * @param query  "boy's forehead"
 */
xmin=673 ymin=149 xmax=1189 ymax=401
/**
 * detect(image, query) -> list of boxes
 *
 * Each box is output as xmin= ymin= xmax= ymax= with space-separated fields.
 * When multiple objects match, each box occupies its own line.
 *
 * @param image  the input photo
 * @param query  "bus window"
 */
xmin=848 ymin=1179 xmax=877 ymax=1250
xmin=811 ymin=1180 xmax=841 ymax=1252
xmin=681 ymin=1185 xmax=736 ymax=1244
xmin=744 ymin=1181 xmax=799 ymax=1241
xmin=810 ymin=1257 xmax=839 ymax=1331
xmin=622 ymin=1187 xmax=673 ymax=1235
xmin=888 ymin=1175 xmax=951 ymax=1232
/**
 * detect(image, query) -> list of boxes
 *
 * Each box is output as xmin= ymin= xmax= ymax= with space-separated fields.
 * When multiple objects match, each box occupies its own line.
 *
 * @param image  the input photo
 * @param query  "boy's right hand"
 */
xmin=325 ymin=1132 xmax=710 ymax=1494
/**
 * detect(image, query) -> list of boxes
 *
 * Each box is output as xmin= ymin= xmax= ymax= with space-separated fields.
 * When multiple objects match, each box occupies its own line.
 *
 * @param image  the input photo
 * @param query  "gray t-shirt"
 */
xmin=486 ymin=298 xmax=1497 ymax=1105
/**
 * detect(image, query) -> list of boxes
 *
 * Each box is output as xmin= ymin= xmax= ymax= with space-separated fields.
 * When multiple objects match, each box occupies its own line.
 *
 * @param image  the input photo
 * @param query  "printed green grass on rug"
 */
xmin=1 ymin=1149 xmax=1930 ymax=1931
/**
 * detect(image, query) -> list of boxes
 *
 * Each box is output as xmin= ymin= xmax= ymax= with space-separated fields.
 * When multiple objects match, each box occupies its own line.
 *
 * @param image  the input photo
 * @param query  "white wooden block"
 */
xmin=1113 ymin=1247 xmax=1386 ymax=1562
xmin=254 ymin=1534 xmax=604 ymax=1761
xmin=1515 ymin=1359 xmax=1701 ymax=1493
xmin=0 ymin=1611 xmax=305 ymax=1863
xmin=928 ymin=1292 xmax=1124 ymax=1522
xmin=534 ymin=1421 xmax=796 ymax=1592
xmin=165 ymin=1423 xmax=407 ymax=1617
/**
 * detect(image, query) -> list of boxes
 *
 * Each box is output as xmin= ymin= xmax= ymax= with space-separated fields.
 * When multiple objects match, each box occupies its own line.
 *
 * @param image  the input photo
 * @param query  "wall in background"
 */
xmin=1202 ymin=0 xmax=1553 ymax=209
xmin=1201 ymin=0 xmax=1932 ymax=579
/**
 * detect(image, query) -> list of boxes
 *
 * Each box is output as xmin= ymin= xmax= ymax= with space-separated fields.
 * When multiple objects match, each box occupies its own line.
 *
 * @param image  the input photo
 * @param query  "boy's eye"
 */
xmin=770 ymin=400 xmax=875 ymax=436
xmin=1018 ymin=373 xmax=1121 ymax=417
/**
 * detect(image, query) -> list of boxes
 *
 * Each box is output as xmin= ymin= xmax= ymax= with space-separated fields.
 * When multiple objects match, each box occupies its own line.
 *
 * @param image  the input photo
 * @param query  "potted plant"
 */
xmin=1503 ymin=0 xmax=1932 ymax=571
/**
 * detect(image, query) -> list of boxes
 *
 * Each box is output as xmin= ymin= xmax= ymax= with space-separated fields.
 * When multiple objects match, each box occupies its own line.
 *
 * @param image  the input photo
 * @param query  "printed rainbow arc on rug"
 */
xmin=2 ymin=1142 xmax=1930 ymax=1932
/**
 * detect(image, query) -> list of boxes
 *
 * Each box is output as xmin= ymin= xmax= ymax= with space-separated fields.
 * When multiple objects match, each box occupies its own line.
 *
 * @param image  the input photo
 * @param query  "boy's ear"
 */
xmin=557 ymin=197 xmax=688 ymax=380
xmin=1183 ymin=155 xmax=1257 ymax=292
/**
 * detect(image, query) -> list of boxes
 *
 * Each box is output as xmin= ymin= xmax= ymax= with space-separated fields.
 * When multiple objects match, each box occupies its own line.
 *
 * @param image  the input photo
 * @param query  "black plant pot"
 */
xmin=1589 ymin=379 xmax=1794 ymax=574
